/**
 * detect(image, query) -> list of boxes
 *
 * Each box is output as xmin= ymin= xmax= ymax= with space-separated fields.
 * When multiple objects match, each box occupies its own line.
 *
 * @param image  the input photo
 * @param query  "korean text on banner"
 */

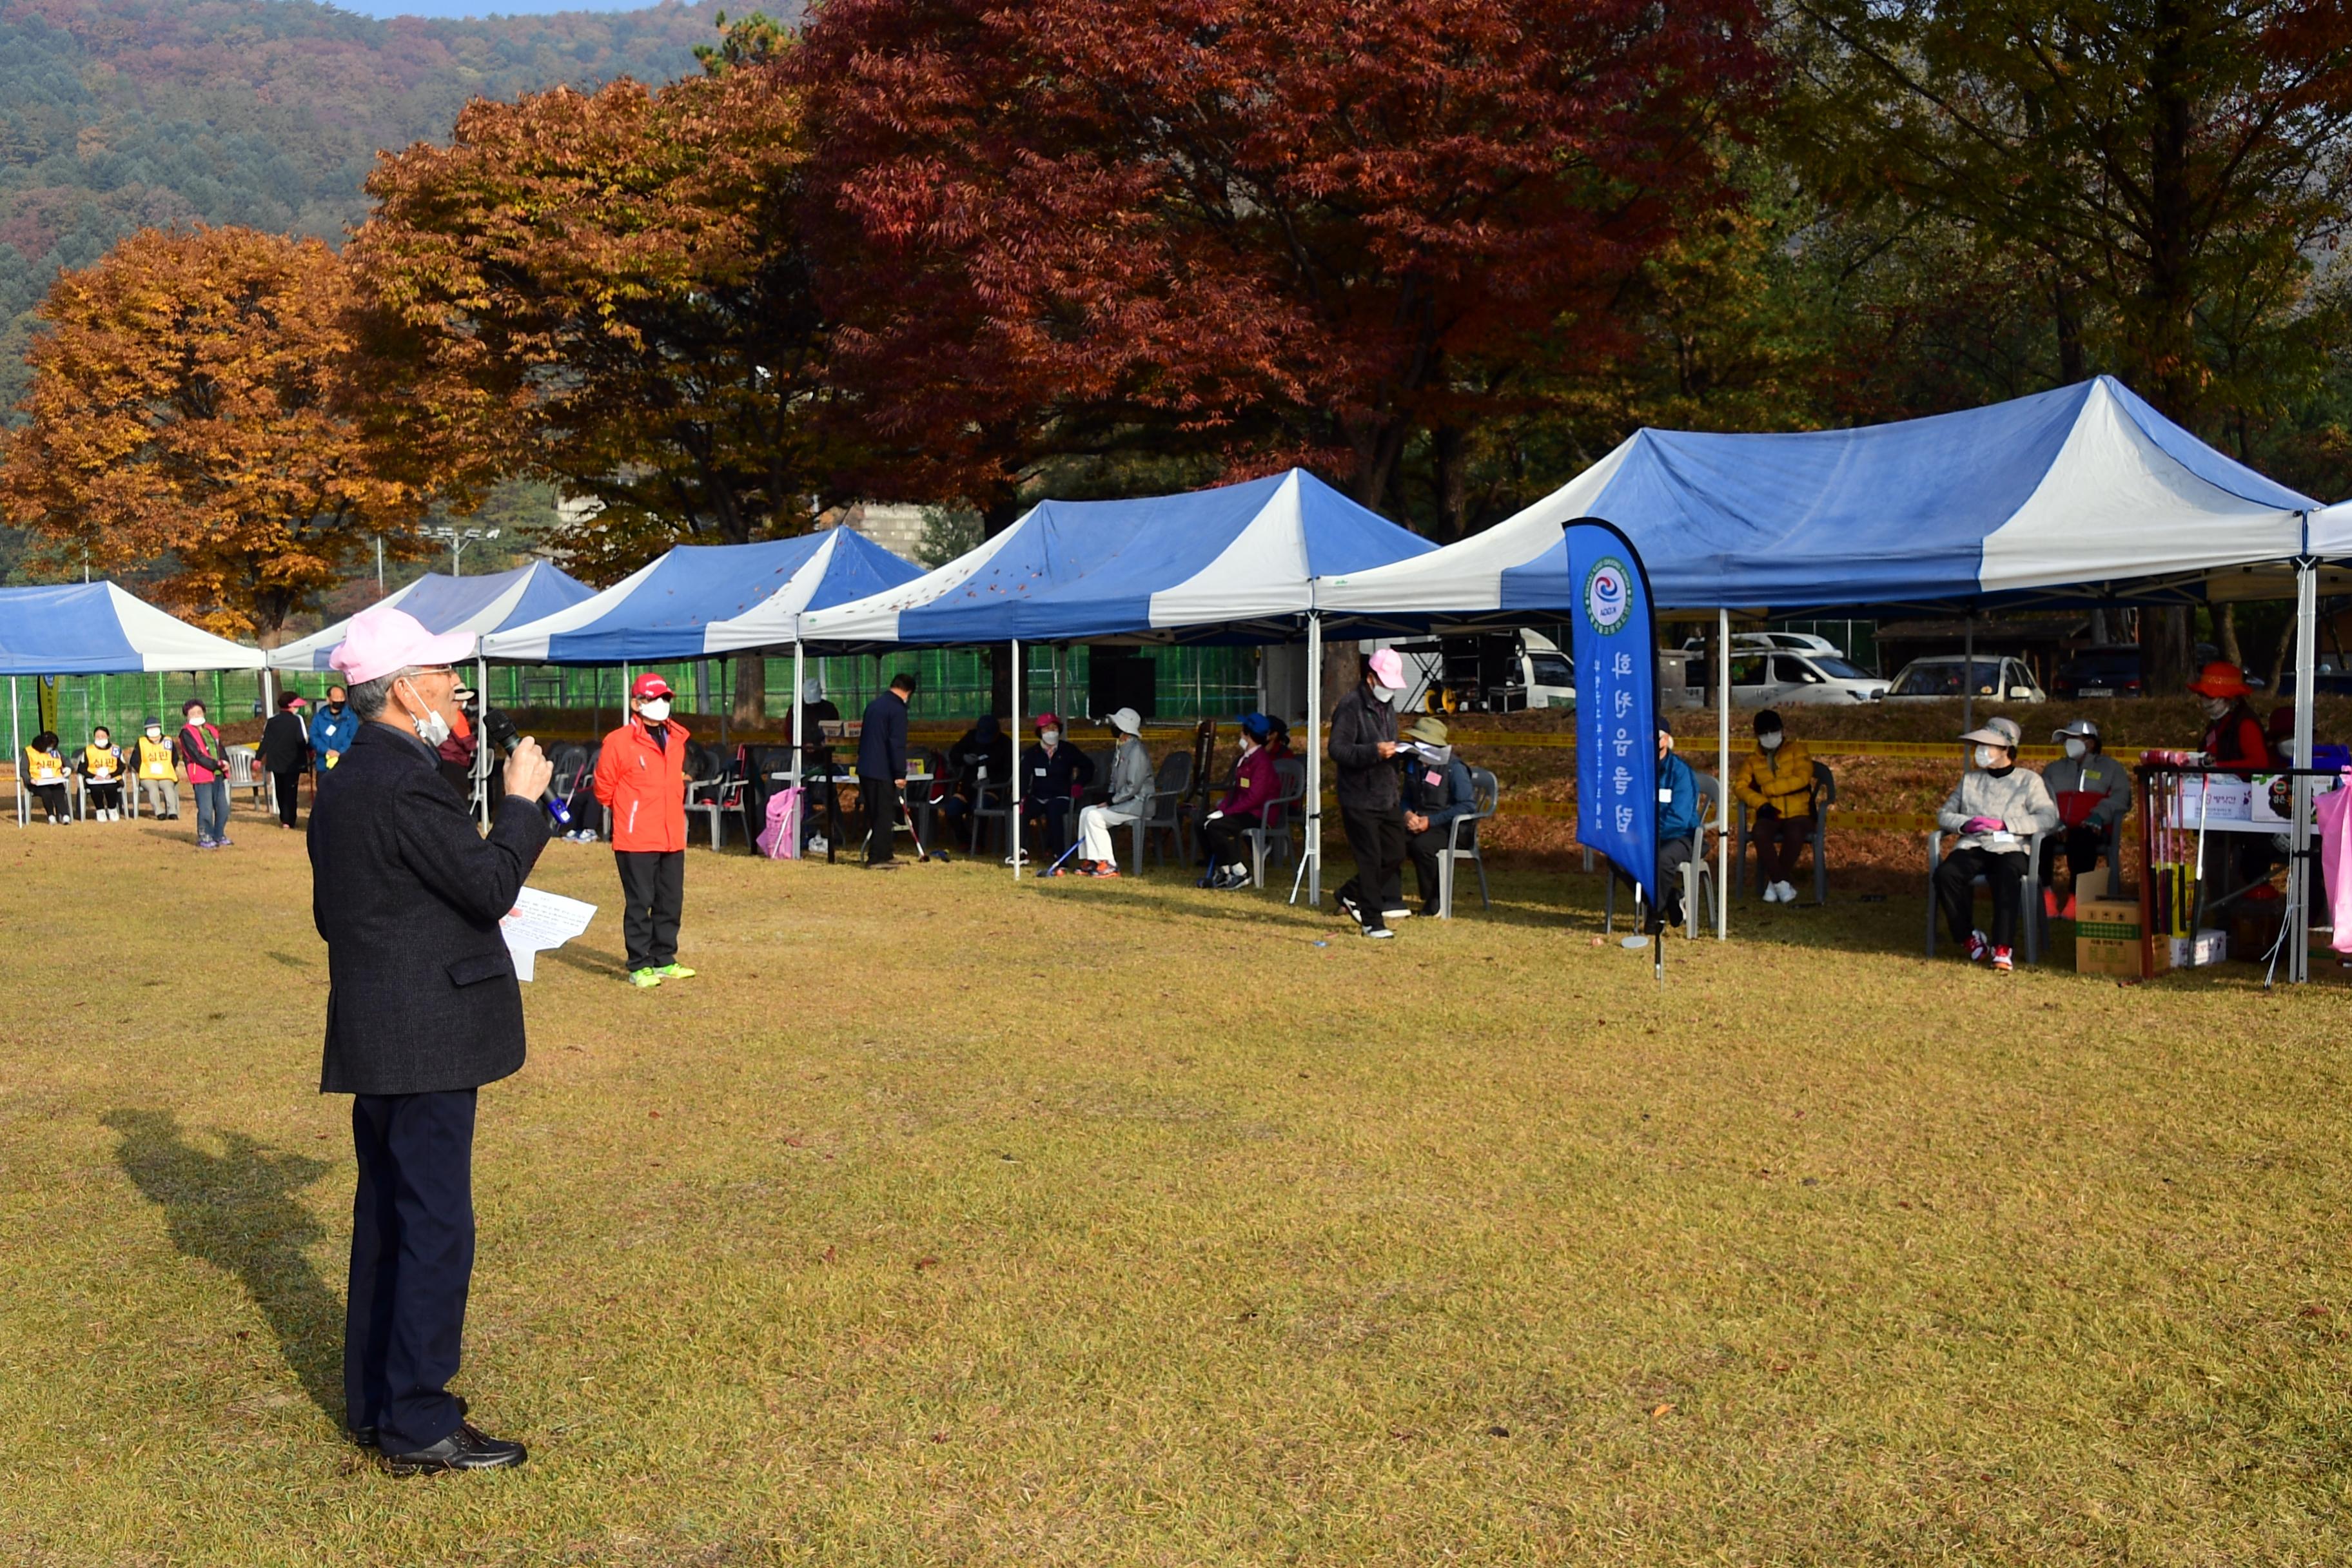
xmin=1567 ymin=519 xmax=1658 ymax=903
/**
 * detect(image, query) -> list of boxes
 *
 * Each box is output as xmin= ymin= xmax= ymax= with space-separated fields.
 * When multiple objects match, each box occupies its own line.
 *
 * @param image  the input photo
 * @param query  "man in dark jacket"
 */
xmin=311 ymin=604 xmax=553 ymax=1475
xmin=859 ymin=672 xmax=916 ymax=867
xmin=259 ymin=691 xmax=313 ymax=828
xmin=1329 ymin=648 xmax=1409 ymax=938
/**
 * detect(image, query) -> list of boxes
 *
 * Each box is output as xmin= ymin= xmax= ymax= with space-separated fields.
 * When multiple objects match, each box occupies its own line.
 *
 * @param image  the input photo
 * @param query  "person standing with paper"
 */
xmin=309 ymin=603 xmax=553 ymax=1475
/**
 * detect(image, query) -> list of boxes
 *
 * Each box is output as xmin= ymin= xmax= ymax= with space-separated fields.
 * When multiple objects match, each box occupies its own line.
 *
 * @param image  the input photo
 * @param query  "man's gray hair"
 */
xmin=346 ymin=667 xmax=420 ymax=721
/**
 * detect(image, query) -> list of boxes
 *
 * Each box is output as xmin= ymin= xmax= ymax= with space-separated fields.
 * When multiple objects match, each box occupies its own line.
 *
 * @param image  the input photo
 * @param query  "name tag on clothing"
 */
xmin=1658 ymin=787 xmax=1674 ymax=803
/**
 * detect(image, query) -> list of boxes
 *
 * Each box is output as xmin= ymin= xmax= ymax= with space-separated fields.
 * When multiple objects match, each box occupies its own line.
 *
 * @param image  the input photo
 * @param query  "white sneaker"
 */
xmin=1384 ymin=908 xmax=1412 ymax=921
xmin=1759 ymin=881 xmax=1783 ymax=903
xmin=1773 ymin=880 xmax=1798 ymax=904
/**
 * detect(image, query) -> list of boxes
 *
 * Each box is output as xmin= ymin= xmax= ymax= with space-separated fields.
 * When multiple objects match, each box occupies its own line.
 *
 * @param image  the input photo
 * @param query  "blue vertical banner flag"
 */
xmin=1567 ymin=519 xmax=1659 ymax=903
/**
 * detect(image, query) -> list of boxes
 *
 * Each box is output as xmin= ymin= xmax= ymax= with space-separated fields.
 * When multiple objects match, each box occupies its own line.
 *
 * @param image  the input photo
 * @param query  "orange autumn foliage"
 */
xmin=0 ymin=224 xmax=424 ymax=639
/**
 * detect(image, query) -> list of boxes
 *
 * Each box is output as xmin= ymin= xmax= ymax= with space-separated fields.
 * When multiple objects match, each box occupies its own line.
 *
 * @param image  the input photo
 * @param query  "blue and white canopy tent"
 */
xmin=0 ymin=582 xmax=266 ymax=825
xmin=798 ymin=469 xmax=1438 ymax=892
xmin=1317 ymin=376 xmax=2327 ymax=956
xmin=267 ymin=562 xmax=594 ymax=673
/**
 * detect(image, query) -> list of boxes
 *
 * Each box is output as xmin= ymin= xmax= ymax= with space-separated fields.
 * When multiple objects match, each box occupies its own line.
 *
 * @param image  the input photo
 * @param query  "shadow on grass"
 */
xmin=99 ymin=1108 xmax=342 ymax=1422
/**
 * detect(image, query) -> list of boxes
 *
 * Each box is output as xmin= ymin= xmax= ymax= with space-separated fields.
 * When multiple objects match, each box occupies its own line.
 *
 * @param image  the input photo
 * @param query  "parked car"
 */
xmin=1683 ymin=630 xmax=1848 ymax=662
xmin=2050 ymin=644 xmax=2143 ymax=698
xmin=1885 ymin=654 xmax=2046 ymax=702
xmin=1723 ymin=650 xmax=1888 ymax=707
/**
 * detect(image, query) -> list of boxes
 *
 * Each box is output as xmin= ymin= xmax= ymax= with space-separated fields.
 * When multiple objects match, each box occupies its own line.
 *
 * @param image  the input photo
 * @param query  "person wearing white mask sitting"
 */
xmin=1075 ymin=707 xmax=1152 ymax=877
xmin=1732 ymin=709 xmax=1816 ymax=903
xmin=2039 ymin=717 xmax=2132 ymax=917
xmin=1932 ymin=716 xmax=2059 ymax=972
xmin=1020 ymin=712 xmax=1095 ymax=871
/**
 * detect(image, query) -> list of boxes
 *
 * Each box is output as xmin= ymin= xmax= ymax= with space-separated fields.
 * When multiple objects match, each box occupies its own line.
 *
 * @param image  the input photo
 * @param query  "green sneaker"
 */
xmin=627 ymin=968 xmax=662 ymax=989
xmin=652 ymin=963 xmax=697 ymax=979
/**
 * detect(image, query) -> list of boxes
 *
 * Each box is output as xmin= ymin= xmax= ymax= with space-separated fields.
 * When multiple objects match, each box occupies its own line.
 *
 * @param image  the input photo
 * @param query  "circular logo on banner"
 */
xmin=1583 ymin=556 xmax=1632 ymax=636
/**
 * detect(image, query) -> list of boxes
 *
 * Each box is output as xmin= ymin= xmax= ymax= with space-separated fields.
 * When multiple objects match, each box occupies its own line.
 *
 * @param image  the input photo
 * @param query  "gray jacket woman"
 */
xmin=1077 ymin=710 xmax=1155 ymax=874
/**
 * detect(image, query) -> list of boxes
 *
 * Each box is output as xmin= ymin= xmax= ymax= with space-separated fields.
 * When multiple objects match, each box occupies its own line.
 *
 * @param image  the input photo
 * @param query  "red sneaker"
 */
xmin=1992 ymin=946 xmax=2014 ymax=973
xmin=1965 ymin=930 xmax=1990 ymax=963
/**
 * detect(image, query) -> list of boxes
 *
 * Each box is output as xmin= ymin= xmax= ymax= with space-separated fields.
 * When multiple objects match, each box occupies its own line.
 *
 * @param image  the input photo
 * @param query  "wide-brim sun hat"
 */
xmin=1108 ymin=707 xmax=1142 ymax=735
xmin=2186 ymin=660 xmax=2252 ymax=698
xmin=1959 ymin=716 xmax=2023 ymax=749
xmin=1406 ymin=716 xmax=1449 ymax=745
xmin=330 ymin=604 xmax=478 ymax=685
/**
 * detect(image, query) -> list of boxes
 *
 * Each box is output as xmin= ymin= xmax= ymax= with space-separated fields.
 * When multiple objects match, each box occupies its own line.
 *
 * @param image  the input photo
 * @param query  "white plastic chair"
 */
xmin=1433 ymin=767 xmax=1499 ymax=918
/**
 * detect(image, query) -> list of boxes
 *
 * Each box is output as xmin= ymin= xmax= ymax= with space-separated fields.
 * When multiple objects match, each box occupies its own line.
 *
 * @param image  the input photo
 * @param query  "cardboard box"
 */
xmin=2166 ymin=928 xmax=2228 ymax=969
xmin=2076 ymin=896 xmax=2153 ymax=977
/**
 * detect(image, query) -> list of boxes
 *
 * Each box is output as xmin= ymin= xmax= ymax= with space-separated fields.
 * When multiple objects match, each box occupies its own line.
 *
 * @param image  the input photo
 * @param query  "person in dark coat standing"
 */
xmin=259 ymin=691 xmax=313 ymax=828
xmin=858 ymin=672 xmax=916 ymax=867
xmin=1329 ymin=647 xmax=1409 ymax=939
xmin=311 ymin=604 xmax=553 ymax=1475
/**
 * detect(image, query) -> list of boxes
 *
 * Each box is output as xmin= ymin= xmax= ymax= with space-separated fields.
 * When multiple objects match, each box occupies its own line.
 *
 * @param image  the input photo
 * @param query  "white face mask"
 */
xmin=1974 ymin=745 xmax=2000 ymax=769
xmin=640 ymin=698 xmax=671 ymax=723
xmin=185 ymin=711 xmax=204 ymax=728
xmin=145 ymin=727 xmax=161 ymax=740
xmin=1758 ymin=731 xmax=1783 ymax=751
xmin=399 ymin=679 xmax=451 ymax=747
xmin=1040 ymin=729 xmax=1060 ymax=748
xmin=2063 ymin=738 xmax=2087 ymax=760
xmin=1371 ymin=685 xmax=1400 ymax=703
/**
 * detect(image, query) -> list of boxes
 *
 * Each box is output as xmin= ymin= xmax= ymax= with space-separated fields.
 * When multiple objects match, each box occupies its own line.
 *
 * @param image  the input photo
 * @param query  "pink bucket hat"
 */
xmin=329 ymin=604 xmax=477 ymax=685
xmin=1367 ymin=647 xmax=1406 ymax=687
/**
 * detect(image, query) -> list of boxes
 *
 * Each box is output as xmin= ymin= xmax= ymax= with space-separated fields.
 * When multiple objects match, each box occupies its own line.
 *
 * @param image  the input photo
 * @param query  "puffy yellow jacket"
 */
xmin=135 ymin=734 xmax=178 ymax=779
xmin=23 ymin=746 xmax=64 ymax=786
xmin=1735 ymin=740 xmax=1817 ymax=817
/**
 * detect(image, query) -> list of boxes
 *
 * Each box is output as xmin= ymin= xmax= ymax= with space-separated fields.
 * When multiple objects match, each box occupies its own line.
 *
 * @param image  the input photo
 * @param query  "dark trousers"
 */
xmin=861 ymin=776 xmax=902 ymax=863
xmin=1024 ymin=796 xmax=1073 ymax=860
xmin=87 ymin=779 xmax=121 ymax=812
xmin=271 ymin=768 xmax=302 ymax=827
xmin=2040 ymin=824 xmax=2108 ymax=884
xmin=1337 ymin=803 xmax=1407 ymax=929
xmin=346 ymin=1088 xmax=477 ymax=1455
xmin=1201 ymin=810 xmax=1261 ymax=871
xmin=1752 ymin=810 xmax=1815 ymax=885
xmin=31 ymin=782 xmax=66 ymax=821
xmin=614 ymin=848 xmax=684 ymax=970
xmin=1615 ymin=836 xmax=1694 ymax=925
xmin=1936 ymin=845 xmax=2029 ymax=948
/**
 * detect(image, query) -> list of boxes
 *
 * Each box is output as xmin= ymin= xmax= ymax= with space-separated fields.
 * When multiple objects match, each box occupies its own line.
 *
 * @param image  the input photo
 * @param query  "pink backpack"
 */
xmin=756 ymin=786 xmax=801 ymax=860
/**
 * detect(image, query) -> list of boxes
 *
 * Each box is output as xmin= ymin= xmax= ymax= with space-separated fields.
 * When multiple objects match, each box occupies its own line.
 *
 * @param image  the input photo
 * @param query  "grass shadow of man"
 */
xmin=100 ymin=1108 xmax=342 ymax=1424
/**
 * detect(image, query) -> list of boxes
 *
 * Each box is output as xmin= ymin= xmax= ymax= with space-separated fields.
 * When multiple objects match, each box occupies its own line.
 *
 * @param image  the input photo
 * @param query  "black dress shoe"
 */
xmin=381 ymin=1420 xmax=526 ymax=1475
xmin=349 ymin=1396 xmax=464 ymax=1450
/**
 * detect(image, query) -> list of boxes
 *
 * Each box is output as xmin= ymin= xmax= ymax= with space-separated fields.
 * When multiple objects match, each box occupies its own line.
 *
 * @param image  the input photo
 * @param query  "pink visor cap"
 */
xmin=1367 ymin=647 xmax=1406 ymax=688
xmin=328 ymin=604 xmax=478 ymax=685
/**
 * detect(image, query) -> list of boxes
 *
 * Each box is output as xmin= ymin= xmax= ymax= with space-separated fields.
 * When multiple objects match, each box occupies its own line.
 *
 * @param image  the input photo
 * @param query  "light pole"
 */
xmin=422 ymin=525 xmax=500 ymax=576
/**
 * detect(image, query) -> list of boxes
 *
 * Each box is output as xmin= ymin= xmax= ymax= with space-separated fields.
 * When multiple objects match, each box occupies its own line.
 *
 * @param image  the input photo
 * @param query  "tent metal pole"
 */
xmin=1716 ymin=608 xmax=1730 ymax=940
xmin=2292 ymin=556 xmax=2318 ymax=984
xmin=1961 ymin=618 xmax=1975 ymax=738
xmin=1010 ymin=638 xmax=1023 ymax=881
xmin=790 ymin=641 xmax=805 ymax=789
xmin=477 ymin=652 xmax=491 ymax=829
xmin=10 ymin=676 xmax=19 ymax=828
xmin=1305 ymin=612 xmax=1323 ymax=906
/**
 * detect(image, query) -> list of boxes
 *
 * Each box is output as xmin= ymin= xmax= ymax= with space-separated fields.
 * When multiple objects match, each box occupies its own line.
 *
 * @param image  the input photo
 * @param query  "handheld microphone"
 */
xmin=484 ymin=709 xmax=572 ymax=827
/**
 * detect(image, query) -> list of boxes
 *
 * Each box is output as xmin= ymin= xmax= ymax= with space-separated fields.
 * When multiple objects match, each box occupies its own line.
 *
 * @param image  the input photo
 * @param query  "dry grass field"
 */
xmin=2 ymin=793 xmax=2349 ymax=1565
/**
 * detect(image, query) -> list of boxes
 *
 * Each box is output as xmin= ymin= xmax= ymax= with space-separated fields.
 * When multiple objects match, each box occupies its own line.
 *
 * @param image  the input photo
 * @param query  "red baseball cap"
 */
xmin=1034 ymin=711 xmax=1063 ymax=730
xmin=630 ymin=672 xmax=674 ymax=700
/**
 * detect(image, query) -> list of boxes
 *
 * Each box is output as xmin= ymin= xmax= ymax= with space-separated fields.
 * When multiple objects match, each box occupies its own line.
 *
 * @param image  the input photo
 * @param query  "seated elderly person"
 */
xmin=1398 ymin=716 xmax=1475 ymax=916
xmin=1613 ymin=722 xmax=1700 ymax=928
xmin=1021 ymin=712 xmax=1095 ymax=871
xmin=1933 ymin=716 xmax=2059 ymax=972
xmin=1733 ymin=709 xmax=1816 ymax=904
xmin=1075 ymin=707 xmax=1152 ymax=877
xmin=2039 ymin=717 xmax=2132 ymax=916
xmin=1200 ymin=712 xmax=1279 ymax=890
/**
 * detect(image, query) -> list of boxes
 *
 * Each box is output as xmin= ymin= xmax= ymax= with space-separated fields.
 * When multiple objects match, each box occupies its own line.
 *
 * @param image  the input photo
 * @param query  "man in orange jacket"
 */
xmin=593 ymin=672 xmax=696 ymax=990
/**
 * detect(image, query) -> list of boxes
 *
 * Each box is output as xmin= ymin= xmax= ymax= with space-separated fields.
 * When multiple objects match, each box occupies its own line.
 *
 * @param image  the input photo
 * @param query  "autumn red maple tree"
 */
xmin=790 ymin=0 xmax=1774 ymax=534
xmin=0 ymin=225 xmax=424 ymax=639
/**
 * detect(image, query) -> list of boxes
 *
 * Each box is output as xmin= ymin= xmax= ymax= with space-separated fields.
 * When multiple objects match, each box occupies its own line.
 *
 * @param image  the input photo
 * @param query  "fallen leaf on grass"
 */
xmin=1651 ymin=1403 xmax=1674 ymax=1419
xmin=914 ymin=1255 xmax=940 ymax=1271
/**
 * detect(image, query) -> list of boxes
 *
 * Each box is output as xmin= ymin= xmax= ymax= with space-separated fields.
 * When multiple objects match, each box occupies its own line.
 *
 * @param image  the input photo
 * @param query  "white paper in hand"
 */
xmin=501 ymin=887 xmax=597 ymax=982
